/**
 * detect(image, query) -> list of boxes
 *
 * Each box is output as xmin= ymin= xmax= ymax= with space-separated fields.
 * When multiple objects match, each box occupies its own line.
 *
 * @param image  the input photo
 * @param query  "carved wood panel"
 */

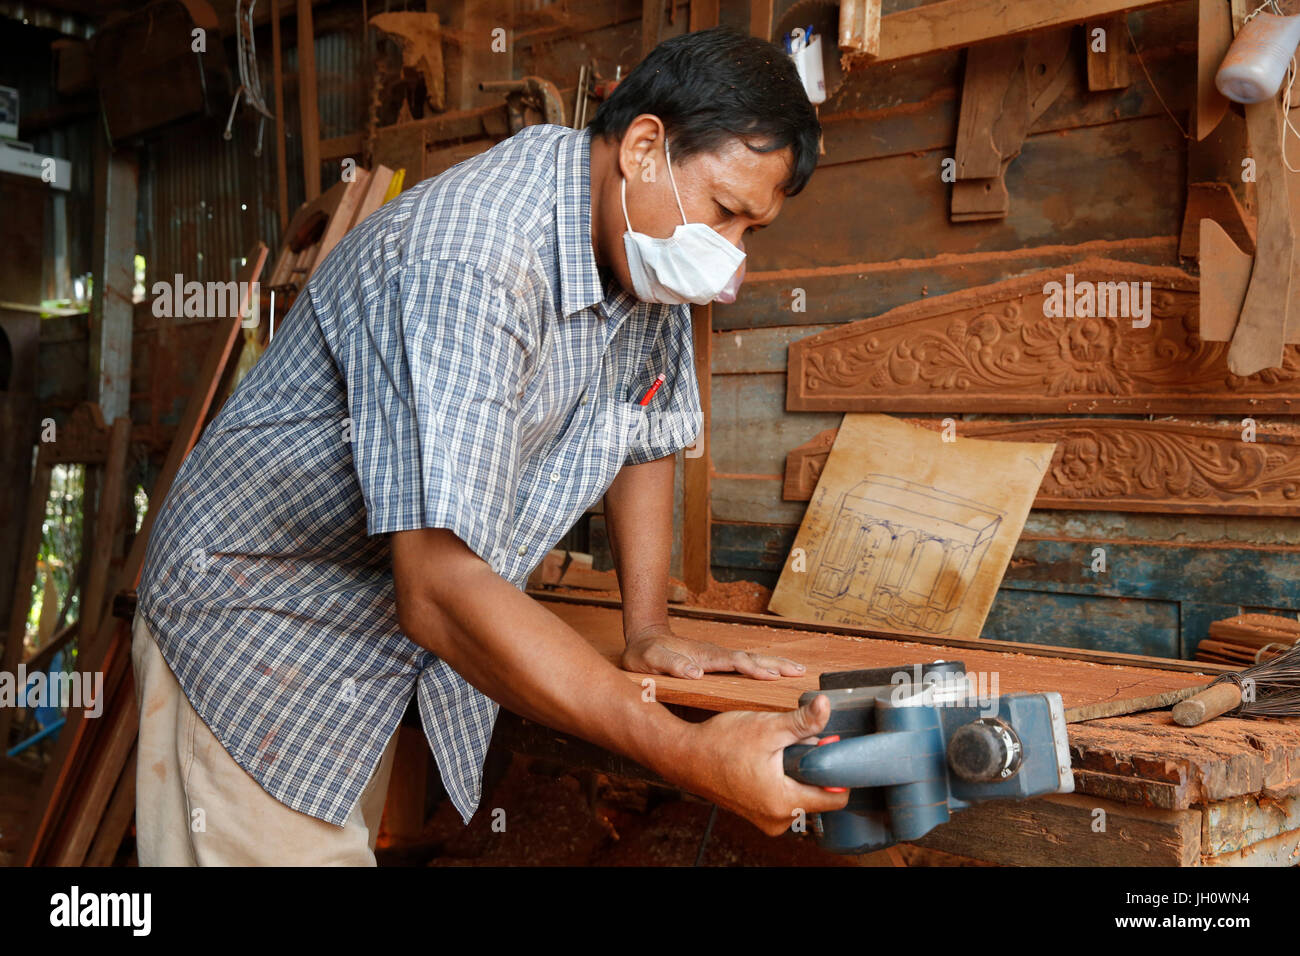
xmin=784 ymin=418 xmax=1300 ymax=516
xmin=786 ymin=259 xmax=1300 ymax=413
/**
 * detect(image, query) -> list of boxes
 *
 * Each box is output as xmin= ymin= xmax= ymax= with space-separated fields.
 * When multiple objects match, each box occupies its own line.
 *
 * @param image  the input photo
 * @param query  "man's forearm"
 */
xmin=393 ymin=530 xmax=695 ymax=786
xmin=604 ymin=454 xmax=675 ymax=639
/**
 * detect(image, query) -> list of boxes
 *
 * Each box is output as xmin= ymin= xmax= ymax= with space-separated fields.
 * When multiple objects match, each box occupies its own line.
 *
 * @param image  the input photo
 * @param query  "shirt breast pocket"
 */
xmin=589 ymin=399 xmax=645 ymax=483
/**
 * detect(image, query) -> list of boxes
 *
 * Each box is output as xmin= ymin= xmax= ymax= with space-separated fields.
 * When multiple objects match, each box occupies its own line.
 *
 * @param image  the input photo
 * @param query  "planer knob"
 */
xmin=947 ymin=718 xmax=1023 ymax=783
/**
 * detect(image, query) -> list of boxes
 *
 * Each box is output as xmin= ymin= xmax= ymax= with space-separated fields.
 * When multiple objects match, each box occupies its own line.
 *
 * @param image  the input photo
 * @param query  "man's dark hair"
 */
xmin=588 ymin=26 xmax=821 ymax=196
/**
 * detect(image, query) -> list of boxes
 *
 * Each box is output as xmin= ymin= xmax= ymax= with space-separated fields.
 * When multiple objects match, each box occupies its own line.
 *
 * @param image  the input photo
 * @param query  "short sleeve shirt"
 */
xmin=136 ymin=125 xmax=703 ymax=826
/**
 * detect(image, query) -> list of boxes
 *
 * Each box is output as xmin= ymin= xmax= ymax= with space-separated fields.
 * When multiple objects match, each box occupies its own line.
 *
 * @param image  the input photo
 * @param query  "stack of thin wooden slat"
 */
xmin=1196 ymin=613 xmax=1300 ymax=666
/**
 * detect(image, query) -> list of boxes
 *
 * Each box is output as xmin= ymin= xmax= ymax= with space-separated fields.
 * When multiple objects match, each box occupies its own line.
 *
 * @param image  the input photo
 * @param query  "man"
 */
xmin=132 ymin=26 xmax=846 ymax=865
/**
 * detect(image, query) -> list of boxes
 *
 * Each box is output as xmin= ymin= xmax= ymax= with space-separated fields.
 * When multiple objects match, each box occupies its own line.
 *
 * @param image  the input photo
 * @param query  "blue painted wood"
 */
xmin=702 ymin=522 xmax=1300 ymax=659
xmin=982 ymin=591 xmax=1179 ymax=657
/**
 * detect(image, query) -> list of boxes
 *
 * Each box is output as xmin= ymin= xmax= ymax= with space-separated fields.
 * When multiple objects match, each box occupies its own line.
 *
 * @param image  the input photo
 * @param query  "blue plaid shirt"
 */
xmin=137 ymin=125 xmax=702 ymax=827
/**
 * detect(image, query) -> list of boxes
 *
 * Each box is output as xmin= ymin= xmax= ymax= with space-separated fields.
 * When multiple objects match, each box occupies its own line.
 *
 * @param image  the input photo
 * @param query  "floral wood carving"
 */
xmin=784 ymin=419 xmax=1300 ymax=516
xmin=786 ymin=259 xmax=1300 ymax=414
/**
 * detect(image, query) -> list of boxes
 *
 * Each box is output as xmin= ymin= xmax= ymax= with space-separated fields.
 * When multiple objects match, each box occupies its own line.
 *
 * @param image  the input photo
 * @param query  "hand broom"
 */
xmin=1172 ymin=641 xmax=1300 ymax=727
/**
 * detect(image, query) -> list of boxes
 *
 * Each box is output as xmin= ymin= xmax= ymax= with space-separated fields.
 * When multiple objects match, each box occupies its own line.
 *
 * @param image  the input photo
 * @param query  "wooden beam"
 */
xmin=641 ymin=0 xmax=663 ymax=59
xmin=860 ymin=0 xmax=1174 ymax=67
xmin=1085 ymin=16 xmax=1131 ymax=90
xmin=271 ymin=0 xmax=289 ymax=232
xmin=297 ymin=0 xmax=321 ymax=201
xmin=749 ymin=0 xmax=773 ymax=40
xmin=0 ymin=458 xmax=53 ymax=747
xmin=689 ymin=0 xmax=719 ymax=32
xmin=88 ymin=140 xmax=137 ymax=422
xmin=683 ymin=304 xmax=711 ymax=593
xmin=531 ymin=592 xmax=1230 ymax=676
xmin=79 ymin=416 xmax=130 ymax=648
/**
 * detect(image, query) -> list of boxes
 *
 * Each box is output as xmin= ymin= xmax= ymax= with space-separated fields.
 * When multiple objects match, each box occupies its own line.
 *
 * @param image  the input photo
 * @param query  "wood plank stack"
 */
xmin=541 ymin=596 xmax=1300 ymax=867
xmin=1196 ymin=613 xmax=1300 ymax=666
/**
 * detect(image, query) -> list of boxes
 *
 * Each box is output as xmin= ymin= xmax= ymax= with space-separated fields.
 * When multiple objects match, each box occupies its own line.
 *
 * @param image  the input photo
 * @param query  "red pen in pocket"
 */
xmin=638 ymin=373 xmax=666 ymax=406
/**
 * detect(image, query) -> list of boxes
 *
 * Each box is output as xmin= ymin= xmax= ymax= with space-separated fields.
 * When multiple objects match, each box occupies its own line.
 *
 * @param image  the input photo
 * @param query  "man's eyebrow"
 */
xmin=718 ymin=190 xmax=774 ymax=223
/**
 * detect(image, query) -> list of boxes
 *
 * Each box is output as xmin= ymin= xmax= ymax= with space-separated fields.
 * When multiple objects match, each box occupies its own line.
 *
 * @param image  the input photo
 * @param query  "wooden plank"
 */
xmin=80 ymin=415 xmax=131 ymax=647
xmin=683 ymin=303 xmax=711 ymax=593
xmin=711 ymin=324 xmax=835 ymax=374
xmin=1199 ymin=218 xmax=1256 ymax=341
xmin=861 ymin=0 xmax=1174 ymax=68
xmin=749 ymin=0 xmax=772 ymax=40
xmin=540 ymin=597 xmax=1209 ymax=715
xmin=88 ymin=140 xmax=137 ymax=423
xmin=1086 ymin=16 xmax=1131 ymax=90
xmin=271 ymin=0 xmax=289 ymax=232
xmin=1202 ymin=787 xmax=1300 ymax=856
xmin=308 ymin=169 xmax=372 ymax=277
xmin=350 ymin=165 xmax=395 ymax=231
xmin=536 ymin=592 xmax=1227 ymax=674
xmin=688 ymin=0 xmax=718 ymax=32
xmin=786 ymin=258 xmax=1300 ymax=414
xmin=1228 ymin=101 xmax=1294 ymax=375
xmin=19 ymin=312 xmax=246 ymax=865
xmin=297 ymin=0 xmax=321 ymax=201
xmin=1196 ymin=0 xmax=1233 ymax=140
xmin=83 ymin=746 xmax=136 ymax=867
xmin=0 ymin=457 xmax=52 ymax=747
xmin=914 ymin=793 xmax=1201 ymax=866
xmin=783 ymin=418 xmax=1300 ymax=516
xmin=1203 ymin=827 xmax=1300 ymax=865
xmin=44 ymin=666 xmax=135 ymax=865
xmin=641 ymin=0 xmax=662 ymax=59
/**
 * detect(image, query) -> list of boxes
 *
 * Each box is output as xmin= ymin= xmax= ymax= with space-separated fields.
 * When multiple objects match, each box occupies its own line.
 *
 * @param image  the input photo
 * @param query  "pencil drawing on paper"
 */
xmin=805 ymin=475 xmax=1004 ymax=635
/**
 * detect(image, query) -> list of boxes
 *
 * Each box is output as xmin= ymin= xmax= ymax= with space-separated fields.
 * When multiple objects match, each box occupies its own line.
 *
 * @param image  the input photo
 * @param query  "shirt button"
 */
xmin=550 ymin=470 xmax=560 ymax=480
xmin=517 ymin=545 xmax=528 ymax=556
xmin=580 ymin=392 xmax=588 ymax=405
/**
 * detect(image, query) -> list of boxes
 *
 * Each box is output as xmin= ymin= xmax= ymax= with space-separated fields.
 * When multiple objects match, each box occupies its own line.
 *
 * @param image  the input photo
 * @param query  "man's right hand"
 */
xmin=673 ymin=694 xmax=851 ymax=836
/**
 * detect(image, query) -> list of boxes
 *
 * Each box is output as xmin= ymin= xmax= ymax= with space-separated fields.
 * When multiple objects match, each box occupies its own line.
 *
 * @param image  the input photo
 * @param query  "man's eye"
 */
xmin=716 ymin=202 xmax=735 ymax=217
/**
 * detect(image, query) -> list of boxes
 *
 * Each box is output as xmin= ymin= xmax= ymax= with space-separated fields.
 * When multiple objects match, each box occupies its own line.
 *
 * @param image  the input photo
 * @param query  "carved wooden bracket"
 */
xmin=785 ymin=258 xmax=1300 ymax=414
xmin=951 ymin=28 xmax=1073 ymax=222
xmin=785 ymin=419 xmax=1300 ymax=516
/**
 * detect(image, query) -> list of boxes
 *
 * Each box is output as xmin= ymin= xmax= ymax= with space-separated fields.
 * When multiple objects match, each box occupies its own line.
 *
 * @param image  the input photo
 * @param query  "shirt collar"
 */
xmin=555 ymin=128 xmax=606 ymax=318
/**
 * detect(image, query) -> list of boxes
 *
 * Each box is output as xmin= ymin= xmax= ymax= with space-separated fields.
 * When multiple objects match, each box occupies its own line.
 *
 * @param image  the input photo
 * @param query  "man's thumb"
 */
xmin=787 ymin=693 xmax=831 ymax=740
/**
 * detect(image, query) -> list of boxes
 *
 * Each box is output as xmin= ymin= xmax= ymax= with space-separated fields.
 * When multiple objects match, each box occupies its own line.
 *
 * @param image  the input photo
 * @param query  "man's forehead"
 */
xmin=705 ymin=154 xmax=788 ymax=220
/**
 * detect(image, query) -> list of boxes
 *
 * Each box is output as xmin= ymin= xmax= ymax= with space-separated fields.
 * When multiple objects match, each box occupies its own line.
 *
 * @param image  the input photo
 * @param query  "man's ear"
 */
xmin=618 ymin=114 xmax=667 ymax=183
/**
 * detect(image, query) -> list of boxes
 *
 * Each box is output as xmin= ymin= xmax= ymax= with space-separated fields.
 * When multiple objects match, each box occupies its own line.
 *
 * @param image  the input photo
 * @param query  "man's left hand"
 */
xmin=621 ymin=623 xmax=806 ymax=681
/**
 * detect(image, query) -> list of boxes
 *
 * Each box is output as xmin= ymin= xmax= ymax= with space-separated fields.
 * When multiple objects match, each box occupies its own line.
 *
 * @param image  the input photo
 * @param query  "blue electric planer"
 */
xmin=783 ymin=661 xmax=1074 ymax=854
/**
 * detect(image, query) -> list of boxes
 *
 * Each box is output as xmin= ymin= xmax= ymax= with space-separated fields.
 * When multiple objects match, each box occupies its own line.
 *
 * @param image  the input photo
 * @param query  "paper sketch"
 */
xmin=769 ymin=414 xmax=1055 ymax=639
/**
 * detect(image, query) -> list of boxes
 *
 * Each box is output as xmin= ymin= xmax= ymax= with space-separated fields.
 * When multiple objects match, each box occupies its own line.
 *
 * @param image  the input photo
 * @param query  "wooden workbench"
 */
xmin=521 ymin=595 xmax=1300 ymax=867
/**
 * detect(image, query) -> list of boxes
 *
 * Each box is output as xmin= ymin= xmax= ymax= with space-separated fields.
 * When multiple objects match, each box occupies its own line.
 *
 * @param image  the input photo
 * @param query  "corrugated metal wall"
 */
xmin=143 ymin=17 xmax=369 ymax=287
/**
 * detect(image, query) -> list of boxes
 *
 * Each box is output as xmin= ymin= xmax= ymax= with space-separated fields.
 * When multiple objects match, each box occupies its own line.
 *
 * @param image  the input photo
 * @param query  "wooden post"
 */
xmin=271 ymin=0 xmax=289 ymax=231
xmin=680 ymin=0 xmax=721 ymax=596
xmin=0 ymin=456 xmax=53 ymax=747
xmin=297 ymin=0 xmax=321 ymax=202
xmin=683 ymin=304 xmax=712 ymax=594
xmin=80 ymin=417 xmax=131 ymax=650
xmin=1086 ymin=16 xmax=1131 ymax=90
xmin=750 ymin=0 xmax=773 ymax=41
xmin=89 ymin=140 xmax=137 ymax=422
xmin=642 ymin=0 xmax=663 ymax=58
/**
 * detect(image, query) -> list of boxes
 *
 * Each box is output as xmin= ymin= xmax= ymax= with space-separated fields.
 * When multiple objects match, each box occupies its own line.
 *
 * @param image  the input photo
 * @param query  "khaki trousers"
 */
xmin=131 ymin=613 xmax=400 ymax=866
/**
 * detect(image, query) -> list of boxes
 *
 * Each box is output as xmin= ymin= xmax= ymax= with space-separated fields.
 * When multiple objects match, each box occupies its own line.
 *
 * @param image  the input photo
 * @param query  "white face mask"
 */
xmin=621 ymin=141 xmax=747 ymax=305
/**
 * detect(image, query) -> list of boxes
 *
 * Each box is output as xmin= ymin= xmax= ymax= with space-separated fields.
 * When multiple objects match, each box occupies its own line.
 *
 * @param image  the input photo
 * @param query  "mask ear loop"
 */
xmin=620 ymin=176 xmax=635 ymax=232
xmin=621 ymin=139 xmax=690 ymax=231
xmin=662 ymin=140 xmax=689 ymax=225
